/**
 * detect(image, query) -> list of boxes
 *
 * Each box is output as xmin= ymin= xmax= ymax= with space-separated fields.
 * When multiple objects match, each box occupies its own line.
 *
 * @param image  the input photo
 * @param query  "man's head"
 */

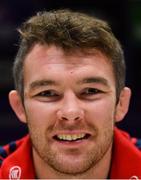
xmin=13 ymin=9 xmax=125 ymax=101
xmin=9 ymin=9 xmax=131 ymax=178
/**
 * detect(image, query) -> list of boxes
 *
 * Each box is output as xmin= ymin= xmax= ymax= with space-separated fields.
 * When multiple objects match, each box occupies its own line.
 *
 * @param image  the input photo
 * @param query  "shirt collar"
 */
xmin=1 ymin=135 xmax=35 ymax=179
xmin=110 ymin=127 xmax=141 ymax=179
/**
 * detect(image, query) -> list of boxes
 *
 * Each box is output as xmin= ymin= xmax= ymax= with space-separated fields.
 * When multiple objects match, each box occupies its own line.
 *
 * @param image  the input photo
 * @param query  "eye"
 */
xmin=38 ymin=90 xmax=58 ymax=97
xmin=80 ymin=88 xmax=104 ymax=100
xmin=34 ymin=90 xmax=61 ymax=102
xmin=81 ymin=88 xmax=102 ymax=95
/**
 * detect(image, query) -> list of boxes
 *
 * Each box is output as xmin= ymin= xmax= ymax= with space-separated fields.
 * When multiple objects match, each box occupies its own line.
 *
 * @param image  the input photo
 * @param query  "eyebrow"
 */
xmin=78 ymin=77 xmax=110 ymax=87
xmin=29 ymin=77 xmax=110 ymax=91
xmin=29 ymin=80 xmax=59 ymax=90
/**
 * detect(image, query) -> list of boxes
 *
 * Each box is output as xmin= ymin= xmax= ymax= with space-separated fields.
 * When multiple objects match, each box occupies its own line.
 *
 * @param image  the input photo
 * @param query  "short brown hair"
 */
xmin=13 ymin=9 xmax=125 ymax=100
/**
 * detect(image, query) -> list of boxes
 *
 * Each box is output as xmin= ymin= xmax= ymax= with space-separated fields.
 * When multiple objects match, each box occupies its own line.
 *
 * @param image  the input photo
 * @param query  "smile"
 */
xmin=54 ymin=133 xmax=90 ymax=141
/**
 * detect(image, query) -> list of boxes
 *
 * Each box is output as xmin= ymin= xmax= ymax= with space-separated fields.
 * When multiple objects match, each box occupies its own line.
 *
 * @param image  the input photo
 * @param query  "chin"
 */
xmin=46 ymin=152 xmax=96 ymax=175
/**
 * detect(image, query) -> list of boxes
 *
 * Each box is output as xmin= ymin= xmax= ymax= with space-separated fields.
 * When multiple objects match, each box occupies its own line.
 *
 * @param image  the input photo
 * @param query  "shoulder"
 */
xmin=0 ymin=136 xmax=28 ymax=168
xmin=111 ymin=128 xmax=141 ymax=178
xmin=0 ymin=141 xmax=17 ymax=167
xmin=114 ymin=127 xmax=141 ymax=151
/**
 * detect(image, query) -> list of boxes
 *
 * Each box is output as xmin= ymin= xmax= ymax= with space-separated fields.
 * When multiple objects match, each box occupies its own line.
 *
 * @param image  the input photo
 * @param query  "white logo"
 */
xmin=129 ymin=175 xmax=139 ymax=180
xmin=9 ymin=166 xmax=21 ymax=180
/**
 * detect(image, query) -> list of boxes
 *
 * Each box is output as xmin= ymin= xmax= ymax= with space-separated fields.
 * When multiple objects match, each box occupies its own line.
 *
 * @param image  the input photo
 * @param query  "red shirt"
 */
xmin=0 ymin=128 xmax=141 ymax=179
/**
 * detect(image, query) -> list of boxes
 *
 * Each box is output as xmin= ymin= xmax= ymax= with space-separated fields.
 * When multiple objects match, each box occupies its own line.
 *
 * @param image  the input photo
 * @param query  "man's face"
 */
xmin=17 ymin=44 xmax=120 ymax=174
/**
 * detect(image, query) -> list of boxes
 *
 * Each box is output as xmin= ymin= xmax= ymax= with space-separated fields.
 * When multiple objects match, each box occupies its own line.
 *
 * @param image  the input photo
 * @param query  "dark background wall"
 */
xmin=0 ymin=0 xmax=141 ymax=145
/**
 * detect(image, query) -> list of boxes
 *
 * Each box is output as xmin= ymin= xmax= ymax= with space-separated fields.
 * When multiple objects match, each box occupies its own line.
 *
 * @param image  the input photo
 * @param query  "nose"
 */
xmin=57 ymin=109 xmax=84 ymax=122
xmin=57 ymin=94 xmax=84 ymax=122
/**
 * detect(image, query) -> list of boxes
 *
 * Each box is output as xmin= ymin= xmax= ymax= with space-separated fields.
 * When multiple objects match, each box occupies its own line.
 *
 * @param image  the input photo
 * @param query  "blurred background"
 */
xmin=0 ymin=0 xmax=141 ymax=145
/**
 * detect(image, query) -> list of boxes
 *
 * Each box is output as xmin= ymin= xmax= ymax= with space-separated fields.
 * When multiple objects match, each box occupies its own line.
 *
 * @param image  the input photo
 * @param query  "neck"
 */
xmin=33 ymin=145 xmax=112 ymax=179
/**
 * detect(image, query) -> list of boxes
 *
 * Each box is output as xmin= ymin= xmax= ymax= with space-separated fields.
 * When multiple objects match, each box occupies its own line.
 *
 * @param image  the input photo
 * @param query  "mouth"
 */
xmin=53 ymin=133 xmax=91 ymax=142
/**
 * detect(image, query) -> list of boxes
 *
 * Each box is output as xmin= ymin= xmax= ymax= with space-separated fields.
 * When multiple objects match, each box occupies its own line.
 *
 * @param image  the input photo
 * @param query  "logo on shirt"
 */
xmin=129 ymin=175 xmax=139 ymax=180
xmin=9 ymin=166 xmax=21 ymax=180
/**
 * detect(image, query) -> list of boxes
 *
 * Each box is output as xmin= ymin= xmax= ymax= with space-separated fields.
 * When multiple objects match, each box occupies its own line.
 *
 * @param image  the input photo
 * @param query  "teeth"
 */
xmin=57 ymin=134 xmax=86 ymax=141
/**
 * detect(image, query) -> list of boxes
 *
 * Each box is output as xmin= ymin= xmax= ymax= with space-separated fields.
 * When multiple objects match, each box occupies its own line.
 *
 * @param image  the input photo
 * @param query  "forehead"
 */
xmin=24 ymin=44 xmax=113 ymax=66
xmin=24 ymin=44 xmax=115 ymax=85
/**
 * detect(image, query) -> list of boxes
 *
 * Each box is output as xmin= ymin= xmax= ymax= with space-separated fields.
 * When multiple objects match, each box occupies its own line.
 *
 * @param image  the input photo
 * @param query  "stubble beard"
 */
xmin=28 ymin=122 xmax=114 ymax=177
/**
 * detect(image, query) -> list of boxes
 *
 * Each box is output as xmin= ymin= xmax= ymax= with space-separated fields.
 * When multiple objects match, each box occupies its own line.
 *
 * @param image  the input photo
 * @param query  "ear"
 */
xmin=9 ymin=90 xmax=27 ymax=123
xmin=115 ymin=87 xmax=131 ymax=122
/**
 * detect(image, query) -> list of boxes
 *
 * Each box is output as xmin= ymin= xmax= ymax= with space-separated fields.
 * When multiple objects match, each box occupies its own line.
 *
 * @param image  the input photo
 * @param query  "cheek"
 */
xmin=85 ymin=98 xmax=116 ymax=126
xmin=24 ymin=100 xmax=57 ymax=127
